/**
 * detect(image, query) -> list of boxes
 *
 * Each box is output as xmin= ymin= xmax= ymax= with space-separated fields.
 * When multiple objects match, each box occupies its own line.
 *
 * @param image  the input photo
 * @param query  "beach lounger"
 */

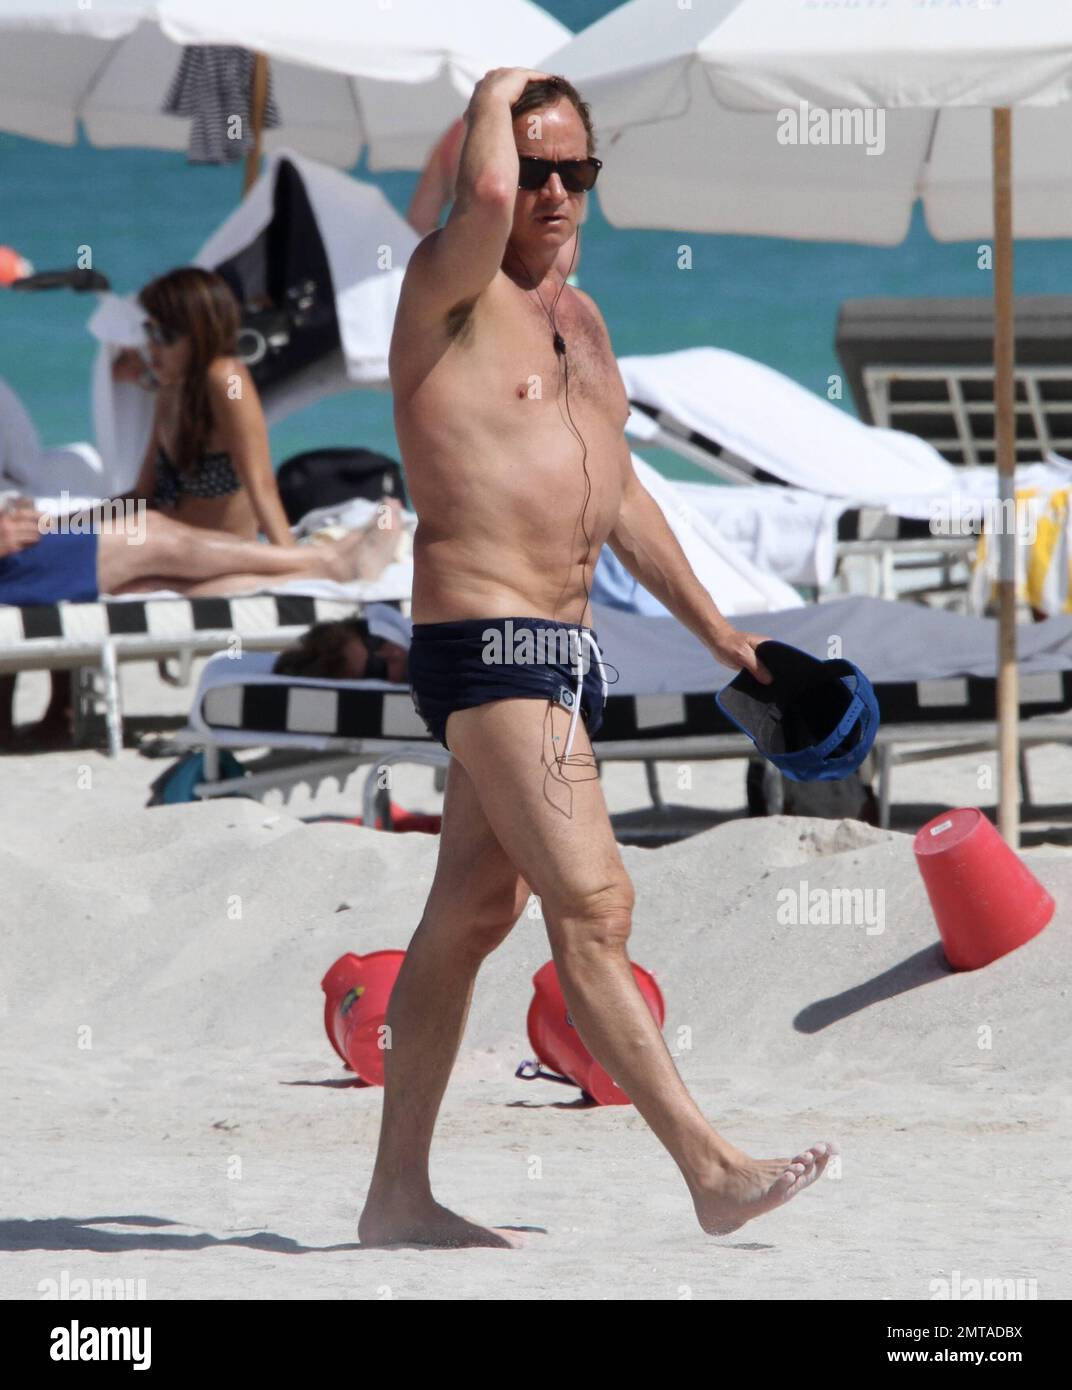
xmin=0 ymin=589 xmax=373 ymax=758
xmin=173 ymin=597 xmax=1072 ymax=831
xmin=0 ymin=486 xmax=416 ymax=756
xmin=0 ymin=446 xmax=800 ymax=757
xmin=621 ymin=346 xmax=1072 ymax=607
xmin=622 ymin=346 xmax=958 ymax=500
xmin=836 ymin=295 xmax=1072 ymax=467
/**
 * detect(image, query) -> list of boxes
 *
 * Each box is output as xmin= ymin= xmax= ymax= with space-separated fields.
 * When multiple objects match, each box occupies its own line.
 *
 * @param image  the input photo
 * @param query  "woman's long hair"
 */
xmin=138 ymin=268 xmax=241 ymax=476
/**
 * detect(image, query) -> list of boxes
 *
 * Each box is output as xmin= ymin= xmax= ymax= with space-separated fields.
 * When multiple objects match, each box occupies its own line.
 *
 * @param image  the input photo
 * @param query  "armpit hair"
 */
xmin=445 ymin=296 xmax=477 ymax=343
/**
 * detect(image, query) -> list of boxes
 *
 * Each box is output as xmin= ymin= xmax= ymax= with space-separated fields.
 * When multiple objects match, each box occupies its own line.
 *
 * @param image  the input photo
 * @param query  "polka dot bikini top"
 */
xmin=154 ymin=442 xmax=241 ymax=508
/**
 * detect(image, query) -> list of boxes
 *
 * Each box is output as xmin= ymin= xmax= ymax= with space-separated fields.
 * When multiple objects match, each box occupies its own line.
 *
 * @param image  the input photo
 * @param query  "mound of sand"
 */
xmin=2 ymin=751 xmax=1068 ymax=1300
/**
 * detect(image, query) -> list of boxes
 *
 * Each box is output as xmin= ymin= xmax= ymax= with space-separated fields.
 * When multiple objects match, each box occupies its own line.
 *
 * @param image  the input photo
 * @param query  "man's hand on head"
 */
xmin=710 ymin=623 xmax=773 ymax=684
xmin=0 ymin=502 xmax=45 ymax=559
xmin=468 ymin=67 xmax=552 ymax=116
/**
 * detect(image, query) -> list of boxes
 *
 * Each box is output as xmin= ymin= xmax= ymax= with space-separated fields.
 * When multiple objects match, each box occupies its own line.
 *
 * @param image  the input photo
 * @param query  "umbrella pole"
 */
xmin=243 ymin=51 xmax=269 ymax=196
xmin=993 ymin=108 xmax=1018 ymax=846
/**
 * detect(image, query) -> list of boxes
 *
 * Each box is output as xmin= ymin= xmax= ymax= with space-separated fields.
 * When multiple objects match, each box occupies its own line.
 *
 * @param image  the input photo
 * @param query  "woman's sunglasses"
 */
xmin=517 ymin=155 xmax=602 ymax=193
xmin=143 ymin=319 xmax=182 ymax=347
xmin=364 ymin=633 xmax=389 ymax=682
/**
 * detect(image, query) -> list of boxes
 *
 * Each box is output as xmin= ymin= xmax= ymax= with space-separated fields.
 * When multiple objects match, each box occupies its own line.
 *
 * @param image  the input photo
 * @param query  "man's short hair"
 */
xmin=510 ymin=75 xmax=597 ymax=158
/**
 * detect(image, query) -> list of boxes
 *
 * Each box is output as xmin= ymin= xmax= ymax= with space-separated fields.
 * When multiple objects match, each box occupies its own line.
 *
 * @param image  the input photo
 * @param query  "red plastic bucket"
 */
xmin=913 ymin=808 xmax=1055 ymax=970
xmin=526 ymin=959 xmax=665 ymax=1106
xmin=321 ymin=949 xmax=406 ymax=1085
xmin=348 ymin=802 xmax=442 ymax=834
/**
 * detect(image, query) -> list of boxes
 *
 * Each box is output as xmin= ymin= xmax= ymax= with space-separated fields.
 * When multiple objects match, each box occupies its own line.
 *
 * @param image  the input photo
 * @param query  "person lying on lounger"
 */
xmin=13 ymin=266 xmax=312 ymax=745
xmin=0 ymin=499 xmax=401 ymax=606
xmin=0 ymin=500 xmax=402 ymax=748
xmin=272 ymin=618 xmax=408 ymax=682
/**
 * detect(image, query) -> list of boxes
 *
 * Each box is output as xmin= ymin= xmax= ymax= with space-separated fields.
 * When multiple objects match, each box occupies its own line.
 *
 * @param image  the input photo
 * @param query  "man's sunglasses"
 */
xmin=143 ymin=319 xmax=182 ymax=347
xmin=517 ymin=155 xmax=602 ymax=193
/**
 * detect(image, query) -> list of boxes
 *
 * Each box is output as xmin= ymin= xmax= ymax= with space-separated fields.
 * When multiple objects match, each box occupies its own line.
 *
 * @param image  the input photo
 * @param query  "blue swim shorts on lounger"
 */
xmin=0 ymin=530 xmax=100 ymax=606
xmin=408 ymin=616 xmax=607 ymax=750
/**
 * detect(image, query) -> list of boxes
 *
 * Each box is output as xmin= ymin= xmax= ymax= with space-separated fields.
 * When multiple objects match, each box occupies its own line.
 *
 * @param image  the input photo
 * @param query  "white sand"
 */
xmin=1 ymin=662 xmax=1070 ymax=1300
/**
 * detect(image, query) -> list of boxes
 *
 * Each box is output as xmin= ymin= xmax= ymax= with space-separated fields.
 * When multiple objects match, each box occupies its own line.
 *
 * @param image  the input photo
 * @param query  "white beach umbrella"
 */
xmin=551 ymin=0 xmax=1072 ymax=845
xmin=0 ymin=0 xmax=569 ymax=171
xmin=549 ymin=0 xmax=1072 ymax=241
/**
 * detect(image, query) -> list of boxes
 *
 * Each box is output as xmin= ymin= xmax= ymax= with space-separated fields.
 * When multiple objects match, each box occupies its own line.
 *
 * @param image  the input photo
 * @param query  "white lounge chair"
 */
xmin=620 ymin=346 xmax=1072 ymax=607
xmin=170 ymin=598 xmax=1072 ymax=831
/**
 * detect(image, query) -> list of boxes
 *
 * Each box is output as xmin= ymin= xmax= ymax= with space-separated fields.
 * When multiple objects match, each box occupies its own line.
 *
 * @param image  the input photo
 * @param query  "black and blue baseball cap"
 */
xmin=715 ymin=640 xmax=879 ymax=783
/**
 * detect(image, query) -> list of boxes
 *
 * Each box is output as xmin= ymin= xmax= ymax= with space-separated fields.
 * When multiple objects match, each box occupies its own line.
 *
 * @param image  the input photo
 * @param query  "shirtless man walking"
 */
xmin=359 ymin=69 xmax=836 ymax=1248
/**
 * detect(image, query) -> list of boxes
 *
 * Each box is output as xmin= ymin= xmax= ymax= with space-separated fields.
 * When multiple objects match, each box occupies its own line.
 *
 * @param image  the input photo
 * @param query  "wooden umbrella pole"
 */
xmin=993 ymin=107 xmax=1018 ymax=847
xmin=243 ymin=51 xmax=269 ymax=195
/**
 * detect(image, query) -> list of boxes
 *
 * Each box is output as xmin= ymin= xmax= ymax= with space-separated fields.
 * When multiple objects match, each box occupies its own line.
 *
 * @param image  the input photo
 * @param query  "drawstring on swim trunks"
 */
xmin=562 ymin=629 xmax=608 ymax=762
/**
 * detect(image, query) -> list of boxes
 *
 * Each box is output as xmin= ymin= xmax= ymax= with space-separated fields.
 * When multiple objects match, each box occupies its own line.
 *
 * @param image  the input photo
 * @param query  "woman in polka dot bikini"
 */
xmin=118 ymin=266 xmax=296 ymax=548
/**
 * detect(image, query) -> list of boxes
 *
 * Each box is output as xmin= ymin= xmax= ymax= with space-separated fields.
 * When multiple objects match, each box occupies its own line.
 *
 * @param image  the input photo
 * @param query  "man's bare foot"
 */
xmin=690 ymin=1141 xmax=838 ymax=1236
xmin=358 ymin=1194 xmax=518 ymax=1250
xmin=326 ymin=498 xmax=405 ymax=583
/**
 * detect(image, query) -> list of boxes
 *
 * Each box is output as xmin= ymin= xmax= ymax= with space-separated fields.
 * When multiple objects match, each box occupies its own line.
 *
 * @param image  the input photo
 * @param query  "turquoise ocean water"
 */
xmin=3 ymin=0 xmax=1072 ymax=484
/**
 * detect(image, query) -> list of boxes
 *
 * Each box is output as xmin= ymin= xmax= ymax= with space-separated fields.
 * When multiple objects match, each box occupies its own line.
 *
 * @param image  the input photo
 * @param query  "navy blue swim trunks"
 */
xmin=0 ymin=530 xmax=99 ymax=606
xmin=408 ymin=616 xmax=607 ymax=751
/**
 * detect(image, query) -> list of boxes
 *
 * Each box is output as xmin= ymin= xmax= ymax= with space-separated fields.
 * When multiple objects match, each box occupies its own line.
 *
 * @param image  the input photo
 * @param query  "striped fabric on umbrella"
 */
xmin=163 ymin=46 xmax=281 ymax=164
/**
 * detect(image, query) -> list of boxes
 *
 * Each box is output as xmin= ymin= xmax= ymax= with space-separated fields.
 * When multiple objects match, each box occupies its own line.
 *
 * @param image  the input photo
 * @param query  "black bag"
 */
xmin=234 ymin=281 xmax=333 ymax=395
xmin=275 ymin=447 xmax=407 ymax=525
xmin=215 ymin=158 xmax=340 ymax=395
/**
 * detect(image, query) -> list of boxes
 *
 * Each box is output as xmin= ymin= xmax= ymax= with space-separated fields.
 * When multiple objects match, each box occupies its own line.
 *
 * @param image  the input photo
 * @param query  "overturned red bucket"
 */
xmin=321 ymin=950 xmax=405 ymax=1085
xmin=913 ymin=808 xmax=1055 ymax=970
xmin=522 ymin=959 xmax=665 ymax=1106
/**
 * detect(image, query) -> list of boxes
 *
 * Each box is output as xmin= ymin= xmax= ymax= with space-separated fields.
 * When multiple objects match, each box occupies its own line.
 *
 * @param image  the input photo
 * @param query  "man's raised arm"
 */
xmin=405 ymin=68 xmax=549 ymax=313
